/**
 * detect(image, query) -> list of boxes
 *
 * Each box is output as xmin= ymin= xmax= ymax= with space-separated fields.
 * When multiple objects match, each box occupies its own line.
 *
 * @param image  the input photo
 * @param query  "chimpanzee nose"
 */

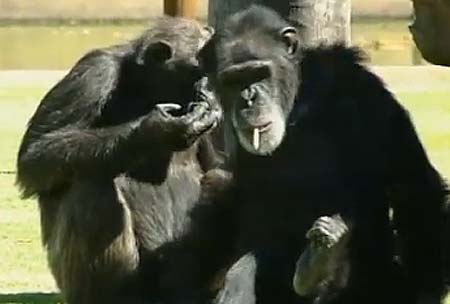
xmin=241 ymin=85 xmax=258 ymax=107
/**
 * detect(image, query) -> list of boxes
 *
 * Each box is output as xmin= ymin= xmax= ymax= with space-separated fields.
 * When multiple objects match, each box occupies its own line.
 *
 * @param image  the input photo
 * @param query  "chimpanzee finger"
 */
xmin=194 ymin=76 xmax=219 ymax=108
xmin=155 ymin=103 xmax=183 ymax=117
xmin=190 ymin=105 xmax=221 ymax=135
xmin=181 ymin=101 xmax=210 ymax=124
xmin=168 ymin=101 xmax=221 ymax=149
xmin=187 ymin=101 xmax=205 ymax=113
xmin=180 ymin=112 xmax=220 ymax=148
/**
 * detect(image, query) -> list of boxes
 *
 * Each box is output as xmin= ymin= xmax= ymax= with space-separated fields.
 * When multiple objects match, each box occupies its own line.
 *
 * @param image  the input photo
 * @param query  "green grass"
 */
xmin=396 ymin=91 xmax=450 ymax=177
xmin=0 ymin=86 xmax=57 ymax=293
xmin=0 ymin=70 xmax=449 ymax=298
xmin=0 ymin=87 xmax=47 ymax=172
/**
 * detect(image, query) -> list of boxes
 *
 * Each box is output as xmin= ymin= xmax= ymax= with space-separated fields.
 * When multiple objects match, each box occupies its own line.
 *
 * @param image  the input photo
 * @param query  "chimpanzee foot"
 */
xmin=293 ymin=215 xmax=350 ymax=297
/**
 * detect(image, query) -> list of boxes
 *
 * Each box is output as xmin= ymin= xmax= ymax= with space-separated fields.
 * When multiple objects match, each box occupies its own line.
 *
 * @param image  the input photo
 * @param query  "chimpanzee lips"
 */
xmin=242 ymin=122 xmax=272 ymax=150
xmin=253 ymin=122 xmax=272 ymax=133
xmin=243 ymin=121 xmax=272 ymax=133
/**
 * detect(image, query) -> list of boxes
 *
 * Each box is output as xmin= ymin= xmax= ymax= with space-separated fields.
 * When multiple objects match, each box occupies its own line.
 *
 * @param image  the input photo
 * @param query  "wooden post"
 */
xmin=164 ymin=0 xmax=199 ymax=18
xmin=208 ymin=0 xmax=351 ymax=46
xmin=289 ymin=0 xmax=351 ymax=47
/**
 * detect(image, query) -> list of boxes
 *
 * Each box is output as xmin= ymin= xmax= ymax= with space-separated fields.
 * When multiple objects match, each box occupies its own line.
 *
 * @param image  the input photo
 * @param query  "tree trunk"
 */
xmin=289 ymin=0 xmax=351 ymax=47
xmin=208 ymin=0 xmax=351 ymax=46
xmin=410 ymin=0 xmax=450 ymax=66
xmin=164 ymin=0 xmax=199 ymax=18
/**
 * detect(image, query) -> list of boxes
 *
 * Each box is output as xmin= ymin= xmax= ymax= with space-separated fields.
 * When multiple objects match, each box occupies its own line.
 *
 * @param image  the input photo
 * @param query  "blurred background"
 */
xmin=0 ymin=0 xmax=431 ymax=68
xmin=0 ymin=0 xmax=449 ymax=301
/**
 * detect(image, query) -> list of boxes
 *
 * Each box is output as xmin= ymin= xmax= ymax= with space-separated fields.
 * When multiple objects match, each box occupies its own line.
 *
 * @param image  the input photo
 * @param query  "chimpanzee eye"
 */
xmin=222 ymin=72 xmax=262 ymax=91
xmin=220 ymin=61 xmax=272 ymax=89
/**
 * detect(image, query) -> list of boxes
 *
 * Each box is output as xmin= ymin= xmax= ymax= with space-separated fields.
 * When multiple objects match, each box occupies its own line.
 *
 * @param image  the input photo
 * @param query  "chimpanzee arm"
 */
xmin=197 ymin=135 xmax=226 ymax=172
xmin=17 ymin=50 xmax=218 ymax=198
xmin=293 ymin=215 xmax=352 ymax=299
xmin=387 ymin=105 xmax=449 ymax=301
xmin=142 ymin=169 xmax=240 ymax=302
xmin=16 ymin=51 xmax=152 ymax=196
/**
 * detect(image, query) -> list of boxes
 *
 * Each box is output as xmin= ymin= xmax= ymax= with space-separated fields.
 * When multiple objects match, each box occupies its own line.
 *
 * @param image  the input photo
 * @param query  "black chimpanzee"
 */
xmin=292 ymin=214 xmax=352 ymax=301
xmin=150 ymin=6 xmax=450 ymax=304
xmin=16 ymin=16 xmax=224 ymax=304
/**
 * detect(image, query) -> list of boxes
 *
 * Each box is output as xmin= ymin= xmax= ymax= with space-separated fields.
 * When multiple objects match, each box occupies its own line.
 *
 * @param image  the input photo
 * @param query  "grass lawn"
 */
xmin=0 ymin=68 xmax=449 ymax=297
xmin=0 ymin=86 xmax=58 ymax=293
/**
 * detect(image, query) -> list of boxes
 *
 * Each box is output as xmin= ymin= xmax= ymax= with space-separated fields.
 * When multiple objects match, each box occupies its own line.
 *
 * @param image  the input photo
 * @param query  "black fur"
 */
xmin=152 ymin=6 xmax=450 ymax=304
xmin=16 ymin=16 xmax=223 ymax=304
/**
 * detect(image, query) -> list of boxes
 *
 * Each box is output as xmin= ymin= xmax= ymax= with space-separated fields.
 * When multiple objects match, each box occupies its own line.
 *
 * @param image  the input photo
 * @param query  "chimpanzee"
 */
xmin=16 ymin=16 xmax=224 ymax=304
xmin=150 ymin=5 xmax=450 ymax=304
xmin=293 ymin=215 xmax=352 ymax=302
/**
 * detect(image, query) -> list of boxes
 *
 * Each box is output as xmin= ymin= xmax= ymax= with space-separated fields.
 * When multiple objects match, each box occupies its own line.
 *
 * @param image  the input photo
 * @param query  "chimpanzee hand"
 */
xmin=194 ymin=76 xmax=220 ymax=112
xmin=201 ymin=168 xmax=233 ymax=201
xmin=138 ymin=100 xmax=222 ymax=151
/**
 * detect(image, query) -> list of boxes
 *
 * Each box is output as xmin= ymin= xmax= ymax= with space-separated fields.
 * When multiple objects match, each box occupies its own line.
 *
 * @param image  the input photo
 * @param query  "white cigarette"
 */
xmin=253 ymin=128 xmax=260 ymax=150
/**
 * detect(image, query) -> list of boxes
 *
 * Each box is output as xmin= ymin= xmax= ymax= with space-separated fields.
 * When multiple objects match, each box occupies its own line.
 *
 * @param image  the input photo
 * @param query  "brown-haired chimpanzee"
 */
xmin=149 ymin=5 xmax=450 ymax=304
xmin=16 ymin=16 xmax=224 ymax=304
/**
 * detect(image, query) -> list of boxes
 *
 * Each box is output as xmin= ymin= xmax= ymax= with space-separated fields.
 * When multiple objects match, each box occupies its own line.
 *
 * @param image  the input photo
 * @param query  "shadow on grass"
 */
xmin=0 ymin=293 xmax=62 ymax=303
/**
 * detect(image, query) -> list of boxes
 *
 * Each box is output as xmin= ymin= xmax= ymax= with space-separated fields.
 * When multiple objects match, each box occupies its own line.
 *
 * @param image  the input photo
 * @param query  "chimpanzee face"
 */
xmin=200 ymin=7 xmax=301 ymax=155
xmin=136 ymin=17 xmax=214 ymax=105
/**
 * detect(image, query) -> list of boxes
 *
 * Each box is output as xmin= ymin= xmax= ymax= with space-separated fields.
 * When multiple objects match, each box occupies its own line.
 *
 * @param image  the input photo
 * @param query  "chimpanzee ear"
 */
xmin=137 ymin=40 xmax=173 ymax=65
xmin=280 ymin=27 xmax=299 ymax=56
xmin=202 ymin=26 xmax=215 ymax=37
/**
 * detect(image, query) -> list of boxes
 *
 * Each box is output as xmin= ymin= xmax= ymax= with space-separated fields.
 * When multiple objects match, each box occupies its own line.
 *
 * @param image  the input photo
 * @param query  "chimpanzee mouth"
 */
xmin=253 ymin=122 xmax=272 ymax=133
xmin=242 ymin=121 xmax=273 ymax=150
xmin=233 ymin=99 xmax=286 ymax=156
